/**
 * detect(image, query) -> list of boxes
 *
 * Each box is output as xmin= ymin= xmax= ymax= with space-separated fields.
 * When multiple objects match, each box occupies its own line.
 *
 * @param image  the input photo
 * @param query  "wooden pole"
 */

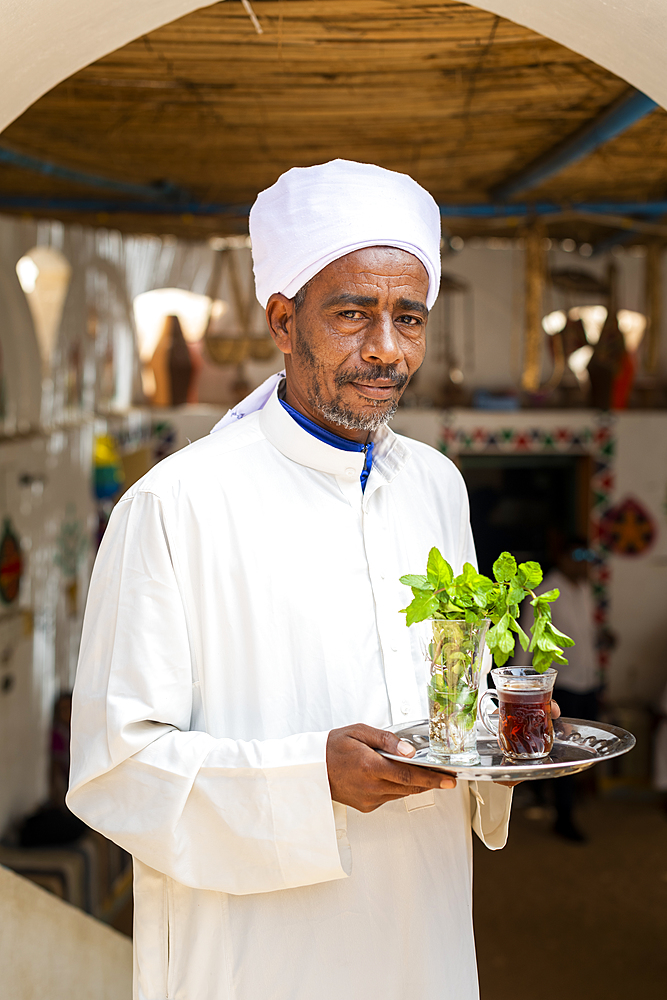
xmin=644 ymin=242 xmax=662 ymax=374
xmin=521 ymin=222 xmax=546 ymax=392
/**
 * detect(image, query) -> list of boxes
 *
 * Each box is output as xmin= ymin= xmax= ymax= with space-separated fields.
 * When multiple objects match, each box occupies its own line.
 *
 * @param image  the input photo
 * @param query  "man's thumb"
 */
xmin=351 ymin=724 xmax=417 ymax=757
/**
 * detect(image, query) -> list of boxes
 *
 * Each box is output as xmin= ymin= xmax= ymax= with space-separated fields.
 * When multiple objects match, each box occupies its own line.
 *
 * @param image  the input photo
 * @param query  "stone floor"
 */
xmin=473 ymin=790 xmax=667 ymax=1000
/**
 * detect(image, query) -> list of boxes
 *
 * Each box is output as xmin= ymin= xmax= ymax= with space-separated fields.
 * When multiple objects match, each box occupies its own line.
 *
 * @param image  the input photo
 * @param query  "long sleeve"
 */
xmin=67 ymin=490 xmax=349 ymax=895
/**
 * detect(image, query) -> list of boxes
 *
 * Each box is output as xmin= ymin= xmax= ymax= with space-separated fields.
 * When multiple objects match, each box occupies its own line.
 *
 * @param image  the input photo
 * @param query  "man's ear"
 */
xmin=265 ymin=293 xmax=295 ymax=355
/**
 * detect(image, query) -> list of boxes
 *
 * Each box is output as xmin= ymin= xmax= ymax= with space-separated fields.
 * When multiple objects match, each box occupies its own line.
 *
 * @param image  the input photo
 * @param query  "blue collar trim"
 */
xmin=278 ymin=398 xmax=374 ymax=490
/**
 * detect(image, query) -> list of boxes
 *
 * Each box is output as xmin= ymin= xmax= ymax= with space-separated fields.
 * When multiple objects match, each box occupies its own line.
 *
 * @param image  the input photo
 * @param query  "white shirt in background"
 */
xmin=517 ymin=568 xmax=598 ymax=692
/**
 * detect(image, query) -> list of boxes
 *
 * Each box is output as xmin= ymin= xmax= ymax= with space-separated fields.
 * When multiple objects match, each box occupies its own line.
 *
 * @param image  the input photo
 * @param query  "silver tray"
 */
xmin=381 ymin=718 xmax=635 ymax=781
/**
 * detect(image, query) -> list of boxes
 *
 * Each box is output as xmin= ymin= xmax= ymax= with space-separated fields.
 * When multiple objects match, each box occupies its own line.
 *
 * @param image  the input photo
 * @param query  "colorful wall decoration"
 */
xmin=599 ymin=497 xmax=656 ymax=556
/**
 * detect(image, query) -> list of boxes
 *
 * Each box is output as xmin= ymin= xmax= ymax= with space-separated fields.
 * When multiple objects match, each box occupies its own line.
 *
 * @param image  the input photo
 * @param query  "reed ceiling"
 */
xmin=1 ymin=0 xmax=667 ymax=241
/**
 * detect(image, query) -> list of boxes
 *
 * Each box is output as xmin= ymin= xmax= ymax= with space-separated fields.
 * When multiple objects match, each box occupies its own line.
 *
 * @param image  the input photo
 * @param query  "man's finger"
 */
xmin=400 ymin=778 xmax=457 ymax=793
xmin=348 ymin=723 xmax=417 ymax=758
xmin=380 ymin=781 xmax=456 ymax=803
xmin=346 ymin=725 xmax=456 ymax=789
xmin=376 ymin=755 xmax=456 ymax=790
xmin=551 ymin=699 xmax=561 ymax=720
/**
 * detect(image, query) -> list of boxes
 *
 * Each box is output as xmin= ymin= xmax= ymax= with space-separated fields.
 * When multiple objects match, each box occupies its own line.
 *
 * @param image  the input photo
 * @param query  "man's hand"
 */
xmin=326 ymin=723 xmax=456 ymax=813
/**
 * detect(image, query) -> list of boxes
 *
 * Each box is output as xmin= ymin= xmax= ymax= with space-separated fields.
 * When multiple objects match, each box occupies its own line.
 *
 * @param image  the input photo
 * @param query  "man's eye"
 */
xmin=398 ymin=315 xmax=423 ymax=327
xmin=340 ymin=310 xmax=363 ymax=320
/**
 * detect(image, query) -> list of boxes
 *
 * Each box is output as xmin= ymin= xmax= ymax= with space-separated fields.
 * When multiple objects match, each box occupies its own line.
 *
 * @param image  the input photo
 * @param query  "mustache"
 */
xmin=335 ymin=365 xmax=409 ymax=391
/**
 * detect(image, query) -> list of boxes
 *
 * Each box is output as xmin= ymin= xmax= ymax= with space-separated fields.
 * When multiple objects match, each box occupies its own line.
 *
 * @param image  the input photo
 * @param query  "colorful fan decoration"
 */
xmin=599 ymin=497 xmax=656 ymax=556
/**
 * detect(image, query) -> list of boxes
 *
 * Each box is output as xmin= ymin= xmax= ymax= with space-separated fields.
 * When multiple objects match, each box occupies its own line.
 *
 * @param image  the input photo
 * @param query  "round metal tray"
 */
xmin=381 ymin=718 xmax=635 ymax=781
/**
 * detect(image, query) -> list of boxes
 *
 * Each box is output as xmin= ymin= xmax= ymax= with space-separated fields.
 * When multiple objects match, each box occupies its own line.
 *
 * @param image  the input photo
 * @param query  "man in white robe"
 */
xmin=68 ymin=160 xmax=512 ymax=1000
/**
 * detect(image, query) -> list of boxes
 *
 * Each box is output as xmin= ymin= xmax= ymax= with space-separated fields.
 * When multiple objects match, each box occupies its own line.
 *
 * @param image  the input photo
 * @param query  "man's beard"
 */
xmin=316 ymin=380 xmax=402 ymax=431
xmin=295 ymin=329 xmax=408 ymax=431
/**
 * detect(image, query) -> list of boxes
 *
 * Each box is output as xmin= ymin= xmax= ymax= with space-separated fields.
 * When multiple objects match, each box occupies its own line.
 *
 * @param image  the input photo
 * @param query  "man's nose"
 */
xmin=361 ymin=313 xmax=403 ymax=366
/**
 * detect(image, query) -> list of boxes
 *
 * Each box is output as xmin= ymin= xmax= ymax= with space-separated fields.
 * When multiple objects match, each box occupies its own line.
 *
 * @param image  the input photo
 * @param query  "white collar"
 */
xmin=259 ymin=385 xmax=410 ymax=489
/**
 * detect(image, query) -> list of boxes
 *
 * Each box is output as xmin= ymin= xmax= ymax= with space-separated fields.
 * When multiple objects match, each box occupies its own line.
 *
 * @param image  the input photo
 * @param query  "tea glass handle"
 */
xmin=479 ymin=689 xmax=500 ymax=736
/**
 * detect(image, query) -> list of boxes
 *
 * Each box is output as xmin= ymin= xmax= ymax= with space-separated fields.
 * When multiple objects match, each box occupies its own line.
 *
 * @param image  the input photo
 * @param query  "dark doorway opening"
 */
xmin=459 ymin=454 xmax=591 ymax=578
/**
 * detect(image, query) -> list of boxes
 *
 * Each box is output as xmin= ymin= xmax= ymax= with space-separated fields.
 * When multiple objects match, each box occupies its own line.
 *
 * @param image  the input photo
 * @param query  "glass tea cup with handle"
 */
xmin=479 ymin=667 xmax=558 ymax=760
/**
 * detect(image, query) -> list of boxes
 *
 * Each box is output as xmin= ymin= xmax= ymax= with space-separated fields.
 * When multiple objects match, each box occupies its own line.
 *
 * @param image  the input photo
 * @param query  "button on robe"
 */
xmin=68 ymin=386 xmax=512 ymax=1000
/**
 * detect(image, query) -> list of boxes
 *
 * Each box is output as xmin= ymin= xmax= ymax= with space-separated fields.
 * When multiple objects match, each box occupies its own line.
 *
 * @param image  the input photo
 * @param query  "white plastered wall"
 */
xmin=0 ymin=1 xmax=666 ymax=137
xmin=607 ymin=414 xmax=667 ymax=705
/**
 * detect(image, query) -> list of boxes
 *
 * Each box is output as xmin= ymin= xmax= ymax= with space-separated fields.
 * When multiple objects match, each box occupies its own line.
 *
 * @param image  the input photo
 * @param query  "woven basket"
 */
xmin=204 ymin=336 xmax=248 ymax=366
xmin=247 ymin=337 xmax=276 ymax=361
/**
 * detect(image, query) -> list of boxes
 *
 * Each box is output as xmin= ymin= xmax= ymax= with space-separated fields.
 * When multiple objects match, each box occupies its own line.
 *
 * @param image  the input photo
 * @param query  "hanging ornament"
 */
xmin=0 ymin=519 xmax=23 ymax=604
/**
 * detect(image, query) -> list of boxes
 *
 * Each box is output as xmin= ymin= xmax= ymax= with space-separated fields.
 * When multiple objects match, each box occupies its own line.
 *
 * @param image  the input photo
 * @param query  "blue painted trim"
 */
xmin=1 ymin=194 xmax=666 ymax=223
xmin=437 ymin=200 xmax=667 ymax=218
xmin=0 ymin=143 xmax=186 ymax=202
xmin=492 ymin=88 xmax=659 ymax=202
xmin=0 ymin=195 xmax=251 ymax=216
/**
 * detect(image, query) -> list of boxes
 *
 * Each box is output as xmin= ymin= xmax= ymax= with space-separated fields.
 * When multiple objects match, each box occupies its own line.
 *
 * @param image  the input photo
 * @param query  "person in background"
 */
xmin=653 ymin=679 xmax=667 ymax=815
xmin=518 ymin=536 xmax=600 ymax=841
xmin=50 ymin=692 xmax=73 ymax=808
xmin=19 ymin=692 xmax=86 ymax=846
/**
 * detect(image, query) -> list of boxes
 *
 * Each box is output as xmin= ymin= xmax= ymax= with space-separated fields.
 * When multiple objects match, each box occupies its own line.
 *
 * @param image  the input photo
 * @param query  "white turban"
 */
xmin=249 ymin=159 xmax=441 ymax=310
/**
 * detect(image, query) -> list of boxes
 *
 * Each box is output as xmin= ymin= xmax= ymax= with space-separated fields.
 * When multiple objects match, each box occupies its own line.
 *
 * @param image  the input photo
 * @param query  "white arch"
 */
xmin=471 ymin=1 xmax=667 ymax=109
xmin=0 ymin=1 xmax=665 ymax=137
xmin=0 ymin=0 xmax=222 ymax=134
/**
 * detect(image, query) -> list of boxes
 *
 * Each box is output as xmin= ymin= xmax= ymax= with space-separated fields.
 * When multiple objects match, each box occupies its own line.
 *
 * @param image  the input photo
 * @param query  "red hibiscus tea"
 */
xmin=480 ymin=667 xmax=558 ymax=760
xmin=498 ymin=686 xmax=553 ymax=758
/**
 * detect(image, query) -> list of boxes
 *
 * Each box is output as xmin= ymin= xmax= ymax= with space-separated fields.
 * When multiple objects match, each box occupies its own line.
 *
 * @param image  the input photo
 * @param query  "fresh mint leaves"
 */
xmin=400 ymin=548 xmax=574 ymax=672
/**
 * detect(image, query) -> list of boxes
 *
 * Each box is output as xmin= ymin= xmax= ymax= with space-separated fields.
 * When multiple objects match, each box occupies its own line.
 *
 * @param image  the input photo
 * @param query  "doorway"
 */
xmin=459 ymin=454 xmax=591 ymax=577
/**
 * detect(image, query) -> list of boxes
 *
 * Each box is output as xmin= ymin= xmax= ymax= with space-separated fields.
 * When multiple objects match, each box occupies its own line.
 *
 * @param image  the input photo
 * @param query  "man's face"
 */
xmin=266 ymin=246 xmax=429 ymax=441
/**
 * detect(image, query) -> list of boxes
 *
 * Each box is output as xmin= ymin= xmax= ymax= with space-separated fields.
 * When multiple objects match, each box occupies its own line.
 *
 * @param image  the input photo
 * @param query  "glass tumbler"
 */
xmin=422 ymin=618 xmax=490 ymax=764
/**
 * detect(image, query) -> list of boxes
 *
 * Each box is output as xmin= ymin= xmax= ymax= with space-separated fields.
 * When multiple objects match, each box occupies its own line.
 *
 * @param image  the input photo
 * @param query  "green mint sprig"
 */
xmin=399 ymin=548 xmax=574 ymax=673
